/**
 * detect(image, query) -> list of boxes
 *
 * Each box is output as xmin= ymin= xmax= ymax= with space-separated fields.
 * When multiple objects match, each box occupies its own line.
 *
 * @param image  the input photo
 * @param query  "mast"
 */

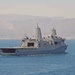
xmin=51 ymin=28 xmax=57 ymax=37
xmin=35 ymin=23 xmax=42 ymax=41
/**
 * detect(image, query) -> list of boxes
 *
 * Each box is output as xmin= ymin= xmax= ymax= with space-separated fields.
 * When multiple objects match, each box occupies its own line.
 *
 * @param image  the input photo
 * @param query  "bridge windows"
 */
xmin=54 ymin=42 xmax=61 ymax=45
xmin=27 ymin=42 xmax=34 ymax=47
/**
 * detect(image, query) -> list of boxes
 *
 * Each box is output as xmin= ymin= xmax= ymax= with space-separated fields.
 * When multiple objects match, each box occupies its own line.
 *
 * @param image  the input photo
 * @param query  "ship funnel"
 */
xmin=35 ymin=24 xmax=42 ymax=41
xmin=51 ymin=28 xmax=57 ymax=36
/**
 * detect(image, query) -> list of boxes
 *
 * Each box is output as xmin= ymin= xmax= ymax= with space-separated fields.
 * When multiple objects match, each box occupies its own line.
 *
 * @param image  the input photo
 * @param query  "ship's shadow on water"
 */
xmin=1 ymin=52 xmax=68 ymax=57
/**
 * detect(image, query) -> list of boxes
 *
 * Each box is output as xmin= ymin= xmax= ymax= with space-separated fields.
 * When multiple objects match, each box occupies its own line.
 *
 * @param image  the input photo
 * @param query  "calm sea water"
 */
xmin=0 ymin=40 xmax=75 ymax=75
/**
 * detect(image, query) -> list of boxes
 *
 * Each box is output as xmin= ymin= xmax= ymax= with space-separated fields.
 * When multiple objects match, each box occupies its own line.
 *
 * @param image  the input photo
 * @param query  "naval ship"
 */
xmin=0 ymin=25 xmax=67 ymax=55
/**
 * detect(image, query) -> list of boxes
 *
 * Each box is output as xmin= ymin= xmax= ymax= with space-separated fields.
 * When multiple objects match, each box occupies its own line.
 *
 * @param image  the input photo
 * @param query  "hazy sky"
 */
xmin=0 ymin=0 xmax=75 ymax=18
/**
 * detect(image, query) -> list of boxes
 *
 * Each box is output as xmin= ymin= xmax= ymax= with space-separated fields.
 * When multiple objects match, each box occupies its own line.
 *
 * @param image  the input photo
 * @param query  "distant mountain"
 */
xmin=0 ymin=14 xmax=75 ymax=39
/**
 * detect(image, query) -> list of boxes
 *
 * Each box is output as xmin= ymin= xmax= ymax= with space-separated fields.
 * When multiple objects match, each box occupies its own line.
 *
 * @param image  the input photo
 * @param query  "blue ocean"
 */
xmin=0 ymin=40 xmax=75 ymax=75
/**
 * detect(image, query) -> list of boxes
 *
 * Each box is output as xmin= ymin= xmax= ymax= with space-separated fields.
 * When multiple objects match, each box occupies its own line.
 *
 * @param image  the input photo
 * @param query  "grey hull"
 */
xmin=15 ymin=45 xmax=67 ymax=55
xmin=0 ymin=45 xmax=67 ymax=55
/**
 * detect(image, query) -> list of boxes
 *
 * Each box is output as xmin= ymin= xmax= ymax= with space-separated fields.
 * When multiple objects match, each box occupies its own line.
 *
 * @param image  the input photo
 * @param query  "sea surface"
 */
xmin=0 ymin=39 xmax=75 ymax=75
